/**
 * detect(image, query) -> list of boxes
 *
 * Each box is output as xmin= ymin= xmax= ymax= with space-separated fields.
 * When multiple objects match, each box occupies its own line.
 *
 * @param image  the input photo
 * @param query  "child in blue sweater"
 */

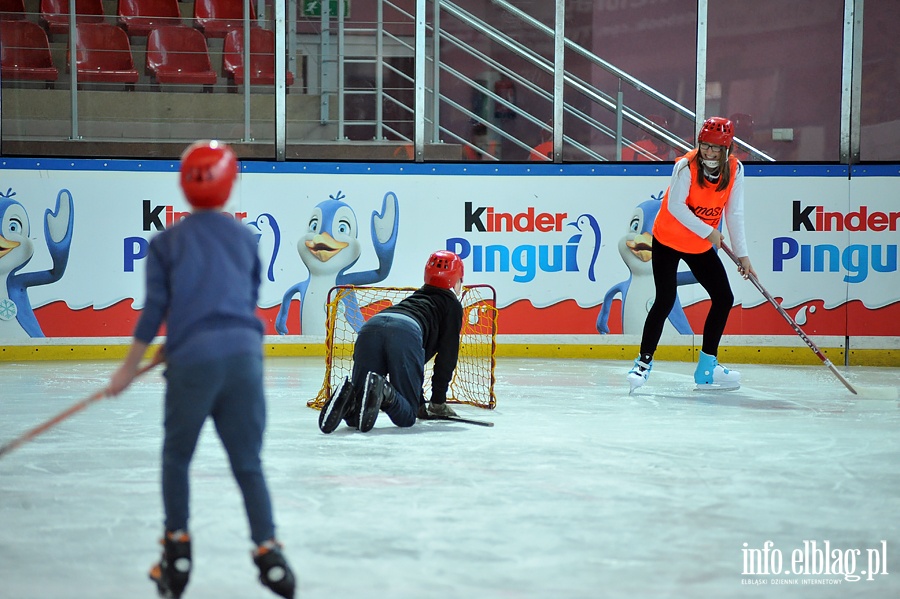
xmin=106 ymin=141 xmax=295 ymax=599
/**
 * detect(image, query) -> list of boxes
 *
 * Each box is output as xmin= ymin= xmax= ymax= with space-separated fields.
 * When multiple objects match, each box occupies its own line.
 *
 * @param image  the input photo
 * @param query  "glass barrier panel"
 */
xmin=708 ymin=0 xmax=845 ymax=162
xmin=859 ymin=1 xmax=900 ymax=162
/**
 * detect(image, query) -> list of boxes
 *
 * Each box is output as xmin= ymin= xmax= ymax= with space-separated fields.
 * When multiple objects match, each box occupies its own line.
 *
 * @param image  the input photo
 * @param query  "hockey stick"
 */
xmin=0 ymin=358 xmax=163 ymax=459
xmin=419 ymin=413 xmax=494 ymax=427
xmin=435 ymin=414 xmax=494 ymax=427
xmin=720 ymin=243 xmax=859 ymax=395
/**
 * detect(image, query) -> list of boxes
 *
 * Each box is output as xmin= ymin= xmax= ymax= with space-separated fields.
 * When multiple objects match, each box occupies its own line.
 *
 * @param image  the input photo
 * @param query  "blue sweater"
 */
xmin=134 ymin=211 xmax=264 ymax=365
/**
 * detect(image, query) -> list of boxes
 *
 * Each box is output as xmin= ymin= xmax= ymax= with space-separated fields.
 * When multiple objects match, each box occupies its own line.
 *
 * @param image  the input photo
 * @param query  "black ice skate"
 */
xmin=358 ymin=371 xmax=396 ymax=433
xmin=149 ymin=530 xmax=192 ymax=599
xmin=253 ymin=540 xmax=296 ymax=599
xmin=318 ymin=377 xmax=356 ymax=434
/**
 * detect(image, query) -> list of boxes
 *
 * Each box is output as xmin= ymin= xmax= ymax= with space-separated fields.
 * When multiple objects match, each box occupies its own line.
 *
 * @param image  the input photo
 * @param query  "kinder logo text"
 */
xmin=464 ymin=202 xmax=569 ymax=233
xmin=122 ymin=200 xmax=248 ymax=271
xmin=449 ymin=202 xmax=595 ymax=283
xmin=741 ymin=540 xmax=889 ymax=583
xmin=792 ymin=201 xmax=899 ymax=232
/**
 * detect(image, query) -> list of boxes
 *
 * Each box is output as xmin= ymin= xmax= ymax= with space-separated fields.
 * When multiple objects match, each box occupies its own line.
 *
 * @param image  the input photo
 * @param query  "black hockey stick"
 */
xmin=419 ymin=413 xmax=494 ymax=427
xmin=437 ymin=414 xmax=494 ymax=427
xmin=720 ymin=243 xmax=858 ymax=395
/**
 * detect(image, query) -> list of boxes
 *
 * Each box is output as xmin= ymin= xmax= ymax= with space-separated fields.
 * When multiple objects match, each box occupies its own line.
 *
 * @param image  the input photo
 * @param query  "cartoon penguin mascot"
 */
xmin=0 ymin=188 xmax=74 ymax=339
xmin=247 ymin=213 xmax=280 ymax=282
xmin=275 ymin=190 xmax=399 ymax=336
xmin=567 ymin=213 xmax=602 ymax=282
xmin=596 ymin=193 xmax=694 ymax=335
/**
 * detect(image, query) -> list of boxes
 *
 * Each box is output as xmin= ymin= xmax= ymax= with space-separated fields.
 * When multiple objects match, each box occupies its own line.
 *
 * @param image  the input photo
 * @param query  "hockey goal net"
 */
xmin=309 ymin=284 xmax=498 ymax=411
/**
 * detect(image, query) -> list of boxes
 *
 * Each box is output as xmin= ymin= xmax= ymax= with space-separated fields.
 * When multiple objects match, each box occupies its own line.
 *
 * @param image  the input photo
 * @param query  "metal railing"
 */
xmin=323 ymin=0 xmax=775 ymax=162
xmin=0 ymin=0 xmax=811 ymax=162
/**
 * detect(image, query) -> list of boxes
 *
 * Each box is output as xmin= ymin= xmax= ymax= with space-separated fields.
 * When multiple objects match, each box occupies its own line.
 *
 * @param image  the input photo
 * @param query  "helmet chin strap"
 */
xmin=453 ymin=280 xmax=464 ymax=300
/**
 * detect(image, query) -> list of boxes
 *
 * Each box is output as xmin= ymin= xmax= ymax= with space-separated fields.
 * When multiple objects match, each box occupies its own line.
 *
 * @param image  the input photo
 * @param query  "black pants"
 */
xmin=351 ymin=312 xmax=423 ymax=427
xmin=639 ymin=238 xmax=734 ymax=358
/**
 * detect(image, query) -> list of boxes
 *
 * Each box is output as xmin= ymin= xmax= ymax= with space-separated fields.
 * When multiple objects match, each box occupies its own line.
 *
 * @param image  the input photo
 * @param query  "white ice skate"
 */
xmin=627 ymin=358 xmax=652 ymax=394
xmin=694 ymin=351 xmax=740 ymax=391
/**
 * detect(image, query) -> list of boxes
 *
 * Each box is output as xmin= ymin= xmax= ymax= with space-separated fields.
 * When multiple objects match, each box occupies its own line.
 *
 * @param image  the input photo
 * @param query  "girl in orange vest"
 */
xmin=628 ymin=117 xmax=756 ymax=392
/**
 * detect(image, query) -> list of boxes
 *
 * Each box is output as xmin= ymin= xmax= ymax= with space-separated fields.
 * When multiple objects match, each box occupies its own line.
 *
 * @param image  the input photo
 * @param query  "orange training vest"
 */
xmin=653 ymin=149 xmax=738 ymax=254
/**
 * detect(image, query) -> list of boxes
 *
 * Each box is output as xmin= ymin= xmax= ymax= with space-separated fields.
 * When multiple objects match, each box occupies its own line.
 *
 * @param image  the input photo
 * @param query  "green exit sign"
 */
xmin=302 ymin=0 xmax=351 ymax=17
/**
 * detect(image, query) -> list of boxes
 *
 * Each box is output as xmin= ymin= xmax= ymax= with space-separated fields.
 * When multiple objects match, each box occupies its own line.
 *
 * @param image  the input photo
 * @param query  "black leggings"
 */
xmin=639 ymin=238 xmax=734 ymax=358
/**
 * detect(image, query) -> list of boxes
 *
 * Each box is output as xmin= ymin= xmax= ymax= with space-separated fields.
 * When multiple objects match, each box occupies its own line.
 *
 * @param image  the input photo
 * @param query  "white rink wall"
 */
xmin=0 ymin=160 xmax=897 ymax=365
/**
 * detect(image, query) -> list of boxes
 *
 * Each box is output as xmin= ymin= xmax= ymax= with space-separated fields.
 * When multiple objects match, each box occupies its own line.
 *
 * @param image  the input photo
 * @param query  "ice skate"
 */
xmin=149 ymin=530 xmax=192 ymax=599
xmin=627 ymin=358 xmax=652 ymax=394
xmin=426 ymin=401 xmax=457 ymax=418
xmin=318 ymin=377 xmax=356 ymax=434
xmin=253 ymin=539 xmax=296 ymax=599
xmin=694 ymin=351 xmax=740 ymax=391
xmin=358 ymin=372 xmax=396 ymax=433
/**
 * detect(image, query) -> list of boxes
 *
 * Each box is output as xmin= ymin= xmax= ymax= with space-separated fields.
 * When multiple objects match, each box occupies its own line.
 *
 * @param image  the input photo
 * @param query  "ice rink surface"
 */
xmin=1 ymin=356 xmax=899 ymax=599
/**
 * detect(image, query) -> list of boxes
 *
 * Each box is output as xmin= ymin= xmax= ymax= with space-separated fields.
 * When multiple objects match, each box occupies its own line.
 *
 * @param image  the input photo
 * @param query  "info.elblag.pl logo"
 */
xmin=741 ymin=540 xmax=889 ymax=585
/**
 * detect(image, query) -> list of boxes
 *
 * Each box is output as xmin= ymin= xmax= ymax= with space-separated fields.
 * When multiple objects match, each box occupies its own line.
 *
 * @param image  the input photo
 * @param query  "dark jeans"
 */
xmin=162 ymin=352 xmax=275 ymax=545
xmin=640 ymin=238 xmax=735 ymax=357
xmin=351 ymin=312 xmax=424 ymax=427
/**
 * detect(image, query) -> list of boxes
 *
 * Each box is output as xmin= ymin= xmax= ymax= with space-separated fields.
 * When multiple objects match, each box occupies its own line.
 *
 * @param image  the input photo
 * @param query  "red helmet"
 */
xmin=698 ymin=117 xmax=735 ymax=147
xmin=180 ymin=140 xmax=238 ymax=208
xmin=424 ymin=250 xmax=464 ymax=290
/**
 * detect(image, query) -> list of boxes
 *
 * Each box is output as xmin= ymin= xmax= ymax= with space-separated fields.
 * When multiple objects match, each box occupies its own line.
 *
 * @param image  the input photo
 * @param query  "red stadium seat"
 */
xmin=193 ymin=0 xmax=255 ymax=38
xmin=0 ymin=0 xmax=27 ymax=21
xmin=146 ymin=25 xmax=216 ymax=89
xmin=69 ymin=22 xmax=139 ymax=86
xmin=0 ymin=20 xmax=59 ymax=84
xmin=40 ymin=0 xmax=105 ymax=36
xmin=222 ymin=27 xmax=294 ymax=89
xmin=117 ymin=0 xmax=182 ymax=37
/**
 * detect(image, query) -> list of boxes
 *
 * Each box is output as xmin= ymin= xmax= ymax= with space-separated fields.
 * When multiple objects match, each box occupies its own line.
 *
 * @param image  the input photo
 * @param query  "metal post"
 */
xmin=840 ymin=0 xmax=863 ymax=164
xmin=319 ymin=3 xmax=330 ymax=124
xmin=68 ymin=2 xmax=79 ymax=139
xmin=552 ymin=0 xmax=564 ymax=162
xmin=414 ymin=0 xmax=426 ymax=161
xmin=242 ymin=0 xmax=252 ymax=141
xmin=850 ymin=4 xmax=864 ymax=166
xmin=615 ymin=82 xmax=623 ymax=160
xmin=376 ymin=0 xmax=384 ymax=140
xmin=275 ymin=0 xmax=286 ymax=160
xmin=694 ymin=0 xmax=708 ymax=138
xmin=337 ymin=0 xmax=345 ymax=140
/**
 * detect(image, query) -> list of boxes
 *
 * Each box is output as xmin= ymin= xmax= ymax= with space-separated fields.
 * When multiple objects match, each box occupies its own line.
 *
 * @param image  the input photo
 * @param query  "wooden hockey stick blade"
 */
xmin=421 ymin=414 xmax=494 ymax=427
xmin=720 ymin=243 xmax=859 ymax=396
xmin=0 ymin=360 xmax=161 ymax=459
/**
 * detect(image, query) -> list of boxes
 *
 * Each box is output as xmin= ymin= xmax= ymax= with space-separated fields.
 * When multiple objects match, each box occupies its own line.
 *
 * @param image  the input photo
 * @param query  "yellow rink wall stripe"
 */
xmin=0 ymin=339 xmax=896 ymax=367
xmin=0 ymin=344 xmax=135 ymax=361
